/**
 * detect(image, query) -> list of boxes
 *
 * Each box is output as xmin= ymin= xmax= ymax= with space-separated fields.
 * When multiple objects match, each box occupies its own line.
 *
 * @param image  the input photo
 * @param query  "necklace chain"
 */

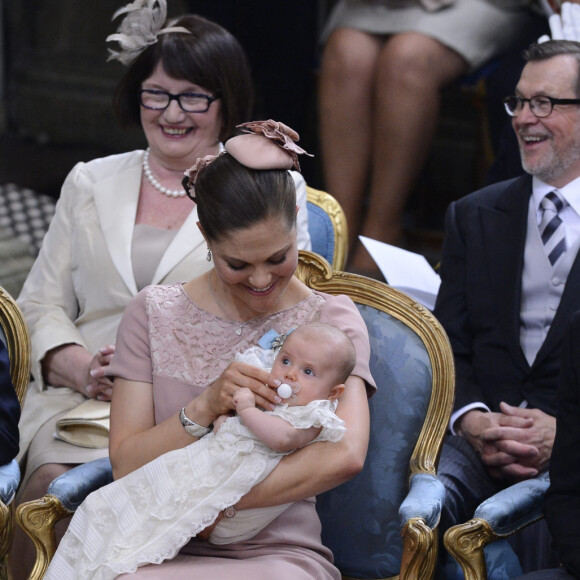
xmin=207 ymin=271 xmax=259 ymax=336
xmin=143 ymin=148 xmax=186 ymax=198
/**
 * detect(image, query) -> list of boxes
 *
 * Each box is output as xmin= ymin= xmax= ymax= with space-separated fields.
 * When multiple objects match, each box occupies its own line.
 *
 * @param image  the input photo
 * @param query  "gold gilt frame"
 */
xmin=296 ymin=251 xmax=455 ymax=580
xmin=306 ymin=186 xmax=349 ymax=271
xmin=0 ymin=286 xmax=31 ymax=580
xmin=444 ymin=519 xmax=499 ymax=580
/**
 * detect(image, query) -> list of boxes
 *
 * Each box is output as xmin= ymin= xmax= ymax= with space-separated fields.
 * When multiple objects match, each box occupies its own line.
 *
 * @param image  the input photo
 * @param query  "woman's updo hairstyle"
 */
xmin=184 ymin=120 xmax=312 ymax=242
xmin=194 ymin=154 xmax=296 ymax=242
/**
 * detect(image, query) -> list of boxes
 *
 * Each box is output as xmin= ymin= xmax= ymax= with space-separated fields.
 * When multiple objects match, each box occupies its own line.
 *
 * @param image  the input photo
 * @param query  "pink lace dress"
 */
xmin=69 ymin=284 xmax=373 ymax=580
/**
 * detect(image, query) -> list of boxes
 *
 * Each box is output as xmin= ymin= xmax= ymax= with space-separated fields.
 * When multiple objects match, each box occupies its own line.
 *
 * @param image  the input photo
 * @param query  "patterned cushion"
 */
xmin=0 ymin=183 xmax=55 ymax=256
xmin=316 ymin=304 xmax=432 ymax=578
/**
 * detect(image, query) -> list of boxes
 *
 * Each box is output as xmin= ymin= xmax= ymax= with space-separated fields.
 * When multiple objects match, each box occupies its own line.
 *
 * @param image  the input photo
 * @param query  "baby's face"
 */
xmin=271 ymin=333 xmax=343 ymax=406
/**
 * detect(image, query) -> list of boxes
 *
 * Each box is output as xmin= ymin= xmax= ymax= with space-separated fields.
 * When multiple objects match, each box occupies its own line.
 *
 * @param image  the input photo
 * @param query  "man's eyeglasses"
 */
xmin=504 ymin=95 xmax=580 ymax=118
xmin=138 ymin=89 xmax=219 ymax=113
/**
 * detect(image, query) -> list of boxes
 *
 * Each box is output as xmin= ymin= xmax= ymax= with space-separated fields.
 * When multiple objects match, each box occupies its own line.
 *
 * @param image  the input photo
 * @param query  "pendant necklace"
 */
xmin=143 ymin=148 xmax=186 ymax=198
xmin=207 ymin=271 xmax=259 ymax=335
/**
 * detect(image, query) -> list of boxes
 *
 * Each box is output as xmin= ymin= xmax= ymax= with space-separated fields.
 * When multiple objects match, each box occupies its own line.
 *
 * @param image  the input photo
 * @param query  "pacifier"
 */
xmin=277 ymin=383 xmax=293 ymax=399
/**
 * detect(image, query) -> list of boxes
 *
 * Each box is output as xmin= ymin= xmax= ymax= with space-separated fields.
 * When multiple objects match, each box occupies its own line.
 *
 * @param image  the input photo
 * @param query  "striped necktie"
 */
xmin=539 ymin=191 xmax=567 ymax=266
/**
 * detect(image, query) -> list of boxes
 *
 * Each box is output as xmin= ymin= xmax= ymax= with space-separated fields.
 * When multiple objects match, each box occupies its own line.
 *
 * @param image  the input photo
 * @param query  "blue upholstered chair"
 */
xmin=296 ymin=252 xmax=455 ymax=579
xmin=0 ymin=285 xmax=30 ymax=578
xmin=444 ymin=472 xmax=551 ymax=580
xmin=17 ymin=252 xmax=455 ymax=580
xmin=306 ymin=186 xmax=348 ymax=271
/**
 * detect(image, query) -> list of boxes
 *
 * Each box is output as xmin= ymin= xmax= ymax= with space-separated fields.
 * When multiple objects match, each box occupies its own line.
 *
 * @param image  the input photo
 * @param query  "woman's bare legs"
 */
xmin=11 ymin=464 xmax=72 ymax=580
xmin=318 ymin=28 xmax=383 ymax=253
xmin=349 ymin=32 xmax=468 ymax=272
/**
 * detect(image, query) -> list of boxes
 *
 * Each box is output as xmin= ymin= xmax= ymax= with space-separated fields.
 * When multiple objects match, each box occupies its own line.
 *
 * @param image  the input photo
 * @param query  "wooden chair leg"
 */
xmin=444 ymin=518 xmax=494 ymax=580
xmin=16 ymin=496 xmax=71 ymax=580
xmin=400 ymin=517 xmax=438 ymax=580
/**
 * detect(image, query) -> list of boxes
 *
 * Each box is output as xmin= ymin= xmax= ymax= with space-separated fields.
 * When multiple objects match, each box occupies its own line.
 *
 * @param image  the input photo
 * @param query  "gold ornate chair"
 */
xmin=17 ymin=252 xmax=455 ymax=580
xmin=0 ymin=285 xmax=31 ymax=580
xmin=443 ymin=473 xmax=550 ymax=580
xmin=306 ymin=186 xmax=348 ymax=271
xmin=296 ymin=251 xmax=455 ymax=580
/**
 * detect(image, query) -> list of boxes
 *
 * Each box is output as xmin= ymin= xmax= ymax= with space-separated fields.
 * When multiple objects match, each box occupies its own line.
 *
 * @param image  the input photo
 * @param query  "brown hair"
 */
xmin=194 ymin=153 xmax=296 ymax=242
xmin=112 ymin=14 xmax=253 ymax=142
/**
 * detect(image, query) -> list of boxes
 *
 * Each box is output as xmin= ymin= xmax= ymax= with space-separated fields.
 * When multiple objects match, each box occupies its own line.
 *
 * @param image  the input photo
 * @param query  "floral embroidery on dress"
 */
xmin=145 ymin=284 xmax=325 ymax=387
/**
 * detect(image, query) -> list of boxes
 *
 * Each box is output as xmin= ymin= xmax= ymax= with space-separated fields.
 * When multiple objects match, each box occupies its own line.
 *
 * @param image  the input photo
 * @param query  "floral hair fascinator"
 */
xmin=226 ymin=120 xmax=313 ymax=172
xmin=182 ymin=119 xmax=312 ymax=201
xmin=181 ymin=153 xmax=223 ymax=201
xmin=106 ymin=0 xmax=191 ymax=66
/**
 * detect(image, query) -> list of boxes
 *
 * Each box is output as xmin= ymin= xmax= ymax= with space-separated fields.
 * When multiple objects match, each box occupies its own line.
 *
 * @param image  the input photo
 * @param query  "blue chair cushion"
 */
xmin=307 ymin=202 xmax=335 ymax=265
xmin=0 ymin=459 xmax=20 ymax=505
xmin=317 ymin=304 xmax=432 ymax=578
xmin=48 ymin=457 xmax=113 ymax=512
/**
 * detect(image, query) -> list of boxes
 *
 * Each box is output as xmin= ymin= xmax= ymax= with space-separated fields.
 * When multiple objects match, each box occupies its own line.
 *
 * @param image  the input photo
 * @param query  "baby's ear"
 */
xmin=328 ymin=384 xmax=345 ymax=401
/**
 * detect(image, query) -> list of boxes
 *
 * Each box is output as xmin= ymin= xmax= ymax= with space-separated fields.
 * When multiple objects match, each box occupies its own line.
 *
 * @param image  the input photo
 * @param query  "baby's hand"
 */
xmin=232 ymin=387 xmax=256 ymax=412
xmin=213 ymin=414 xmax=230 ymax=433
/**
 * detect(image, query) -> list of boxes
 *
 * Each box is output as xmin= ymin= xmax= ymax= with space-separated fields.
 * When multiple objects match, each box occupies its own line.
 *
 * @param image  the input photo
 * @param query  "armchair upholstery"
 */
xmin=0 ymin=285 xmax=31 ymax=580
xmin=444 ymin=472 xmax=550 ymax=580
xmin=17 ymin=252 xmax=455 ymax=580
xmin=306 ymin=186 xmax=348 ymax=270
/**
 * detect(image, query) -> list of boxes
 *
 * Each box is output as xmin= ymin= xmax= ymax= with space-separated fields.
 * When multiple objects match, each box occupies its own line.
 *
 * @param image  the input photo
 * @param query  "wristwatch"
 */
xmin=179 ymin=407 xmax=211 ymax=438
xmin=223 ymin=505 xmax=237 ymax=518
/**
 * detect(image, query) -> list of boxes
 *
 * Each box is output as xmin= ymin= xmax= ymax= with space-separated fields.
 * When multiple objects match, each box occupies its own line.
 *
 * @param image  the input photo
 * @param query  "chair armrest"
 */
xmin=0 ymin=460 xmax=20 ymax=505
xmin=473 ymin=472 xmax=550 ymax=536
xmin=399 ymin=472 xmax=446 ymax=530
xmin=47 ymin=457 xmax=113 ymax=512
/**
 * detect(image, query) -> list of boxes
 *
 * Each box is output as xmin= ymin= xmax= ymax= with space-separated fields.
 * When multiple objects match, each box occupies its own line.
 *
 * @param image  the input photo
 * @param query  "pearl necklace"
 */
xmin=207 ymin=271 xmax=260 ymax=335
xmin=142 ymin=148 xmax=186 ymax=198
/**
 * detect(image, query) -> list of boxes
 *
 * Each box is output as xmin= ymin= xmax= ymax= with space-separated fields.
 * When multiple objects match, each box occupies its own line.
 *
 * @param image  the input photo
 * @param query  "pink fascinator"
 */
xmin=225 ymin=120 xmax=313 ymax=172
xmin=182 ymin=153 xmax=221 ymax=200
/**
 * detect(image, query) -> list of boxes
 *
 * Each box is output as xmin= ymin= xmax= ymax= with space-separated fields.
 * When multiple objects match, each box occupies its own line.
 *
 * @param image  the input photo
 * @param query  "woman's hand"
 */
xmin=86 ymin=345 xmax=116 ymax=401
xmin=206 ymin=361 xmax=281 ymax=417
xmin=42 ymin=343 xmax=115 ymax=399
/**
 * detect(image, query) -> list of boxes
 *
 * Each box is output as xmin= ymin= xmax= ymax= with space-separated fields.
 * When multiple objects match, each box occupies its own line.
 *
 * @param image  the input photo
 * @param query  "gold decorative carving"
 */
xmin=0 ymin=285 xmax=31 ymax=405
xmin=444 ymin=518 xmax=496 ymax=580
xmin=16 ymin=496 xmax=71 ymax=580
xmin=400 ymin=518 xmax=438 ymax=580
xmin=0 ymin=285 xmax=31 ymax=577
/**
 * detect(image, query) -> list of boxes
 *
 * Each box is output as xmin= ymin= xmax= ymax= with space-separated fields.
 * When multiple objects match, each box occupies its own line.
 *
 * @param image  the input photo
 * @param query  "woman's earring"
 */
xmin=206 ymin=248 xmax=212 ymax=262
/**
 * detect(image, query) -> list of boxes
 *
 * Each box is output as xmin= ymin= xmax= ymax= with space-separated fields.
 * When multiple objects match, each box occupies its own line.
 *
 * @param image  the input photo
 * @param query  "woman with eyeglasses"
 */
xmin=12 ymin=3 xmax=311 ymax=578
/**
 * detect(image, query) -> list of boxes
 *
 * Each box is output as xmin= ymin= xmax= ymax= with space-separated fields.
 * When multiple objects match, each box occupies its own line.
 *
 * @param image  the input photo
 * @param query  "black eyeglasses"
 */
xmin=504 ymin=95 xmax=580 ymax=118
xmin=138 ymin=89 xmax=219 ymax=113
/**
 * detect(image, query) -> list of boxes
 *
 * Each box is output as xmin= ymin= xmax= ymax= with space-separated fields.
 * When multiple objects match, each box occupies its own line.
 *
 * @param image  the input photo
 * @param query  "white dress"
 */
xmin=44 ymin=348 xmax=346 ymax=580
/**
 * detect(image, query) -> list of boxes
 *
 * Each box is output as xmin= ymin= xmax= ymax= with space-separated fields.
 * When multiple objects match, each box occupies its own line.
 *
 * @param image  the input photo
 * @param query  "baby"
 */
xmin=46 ymin=322 xmax=356 ymax=580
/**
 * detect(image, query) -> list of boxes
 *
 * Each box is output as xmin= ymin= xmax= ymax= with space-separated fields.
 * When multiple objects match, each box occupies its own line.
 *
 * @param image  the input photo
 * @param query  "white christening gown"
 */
xmin=45 ymin=348 xmax=346 ymax=580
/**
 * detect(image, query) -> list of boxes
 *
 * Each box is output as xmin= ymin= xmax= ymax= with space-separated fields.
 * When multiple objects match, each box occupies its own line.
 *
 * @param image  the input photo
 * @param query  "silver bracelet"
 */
xmin=179 ymin=407 xmax=211 ymax=438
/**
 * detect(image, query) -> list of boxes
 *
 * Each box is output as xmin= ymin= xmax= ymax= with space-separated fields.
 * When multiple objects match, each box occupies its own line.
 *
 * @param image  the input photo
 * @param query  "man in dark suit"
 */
xmin=0 ymin=339 xmax=20 ymax=465
xmin=512 ymin=312 xmax=580 ymax=580
xmin=434 ymin=38 xmax=580 ymax=534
